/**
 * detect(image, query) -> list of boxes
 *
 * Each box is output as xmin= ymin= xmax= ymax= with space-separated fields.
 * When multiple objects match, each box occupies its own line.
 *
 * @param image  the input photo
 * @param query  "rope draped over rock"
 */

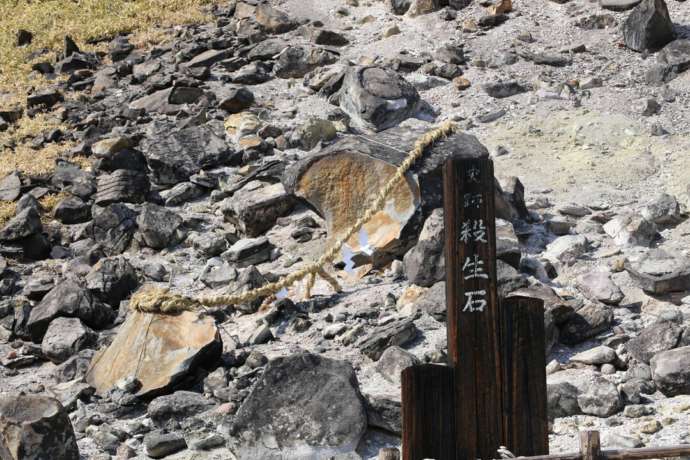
xmin=130 ymin=121 xmax=458 ymax=313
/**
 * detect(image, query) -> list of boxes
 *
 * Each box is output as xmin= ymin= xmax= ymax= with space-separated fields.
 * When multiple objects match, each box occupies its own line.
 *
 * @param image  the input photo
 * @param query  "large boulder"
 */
xmin=142 ymin=121 xmax=238 ymax=185
xmin=623 ymin=0 xmax=675 ymax=52
xmin=86 ymin=309 xmax=221 ymax=397
xmin=0 ymin=395 xmax=79 ymax=460
xmin=283 ymin=120 xmax=489 ymax=265
xmin=577 ymin=271 xmax=624 ymax=305
xmin=41 ymin=317 xmax=96 ymax=364
xmin=220 ymin=181 xmax=295 ymax=237
xmin=27 ymin=280 xmax=115 ymax=342
xmin=547 ymin=369 xmax=621 ymax=417
xmin=558 ymin=302 xmax=613 ymax=345
xmin=229 ymin=353 xmax=367 ymax=459
xmin=627 ymin=321 xmax=681 ymax=364
xmin=136 ymin=203 xmax=184 ymax=249
xmin=339 ymin=66 xmax=421 ymax=132
xmin=650 ymin=346 xmax=690 ymax=396
xmin=624 ymin=249 xmax=690 ymax=294
xmin=90 ymin=203 xmax=138 ymax=256
xmin=85 ymin=257 xmax=139 ymax=307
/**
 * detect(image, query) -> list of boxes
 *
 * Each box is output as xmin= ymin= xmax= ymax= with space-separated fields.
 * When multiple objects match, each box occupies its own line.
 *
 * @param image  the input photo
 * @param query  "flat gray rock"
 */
xmin=230 ymin=353 xmax=367 ymax=460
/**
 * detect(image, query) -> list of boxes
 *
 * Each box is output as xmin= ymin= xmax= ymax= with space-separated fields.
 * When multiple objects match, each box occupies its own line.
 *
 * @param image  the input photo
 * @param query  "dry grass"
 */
xmin=0 ymin=200 xmax=17 ymax=227
xmin=0 ymin=0 xmax=221 ymax=224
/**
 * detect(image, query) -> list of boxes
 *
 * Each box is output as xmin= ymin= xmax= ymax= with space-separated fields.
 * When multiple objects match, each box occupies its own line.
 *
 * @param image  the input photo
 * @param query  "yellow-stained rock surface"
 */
xmin=295 ymin=151 xmax=421 ymax=255
xmin=86 ymin=310 xmax=221 ymax=397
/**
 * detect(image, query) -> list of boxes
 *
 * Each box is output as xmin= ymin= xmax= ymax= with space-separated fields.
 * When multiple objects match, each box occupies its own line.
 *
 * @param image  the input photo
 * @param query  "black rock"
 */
xmin=483 ymin=80 xmax=528 ymax=98
xmin=27 ymin=280 xmax=116 ymax=342
xmin=136 ymin=203 xmax=184 ymax=250
xmin=339 ymin=66 xmax=421 ymax=132
xmin=64 ymin=35 xmax=80 ymax=57
xmin=54 ymin=196 xmax=92 ymax=224
xmin=109 ymin=36 xmax=134 ymax=61
xmin=623 ymin=0 xmax=675 ymax=52
xmin=231 ymin=61 xmax=273 ymax=85
xmin=16 ymin=29 xmax=33 ymax=46
xmin=274 ymin=46 xmax=338 ymax=79
xmin=55 ymin=52 xmax=98 ymax=74
xmin=312 ymin=29 xmax=349 ymax=47
xmin=357 ymin=318 xmax=418 ymax=361
xmin=145 ymin=431 xmax=188 ymax=459
xmin=230 ymin=353 xmax=367 ymax=459
xmin=90 ymin=203 xmax=138 ymax=256
xmin=391 ymin=0 xmax=413 ymax=14
xmin=94 ymin=169 xmax=150 ymax=206
xmin=86 ymin=257 xmax=139 ymax=307
xmin=0 ymin=207 xmax=41 ymax=241
xmin=93 ymin=148 xmax=148 ymax=173
xmin=142 ymin=121 xmax=237 ymax=185
xmin=218 ymin=87 xmax=255 ymax=113
xmin=26 ymin=90 xmax=63 ymax=110
xmin=148 ymin=391 xmax=214 ymax=428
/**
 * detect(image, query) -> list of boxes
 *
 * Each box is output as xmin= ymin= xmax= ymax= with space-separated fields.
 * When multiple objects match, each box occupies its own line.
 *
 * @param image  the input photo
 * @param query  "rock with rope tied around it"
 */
xmin=125 ymin=121 xmax=516 ymax=314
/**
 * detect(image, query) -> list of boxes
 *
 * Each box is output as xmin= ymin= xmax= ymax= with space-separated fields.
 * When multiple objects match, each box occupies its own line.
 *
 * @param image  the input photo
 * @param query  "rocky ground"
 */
xmin=1 ymin=0 xmax=690 ymax=459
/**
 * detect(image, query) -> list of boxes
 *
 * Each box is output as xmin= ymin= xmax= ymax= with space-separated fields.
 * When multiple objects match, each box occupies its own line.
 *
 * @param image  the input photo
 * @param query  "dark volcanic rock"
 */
xmin=623 ymin=0 xmax=675 ymax=52
xmin=483 ymin=80 xmax=528 ymax=98
xmin=148 ymin=391 xmax=214 ymax=428
xmin=0 ymin=394 xmax=79 ymax=460
xmin=230 ymin=353 xmax=366 ymax=460
xmin=0 ymin=207 xmax=41 ymax=241
xmin=41 ymin=317 xmax=96 ymax=363
xmin=54 ymin=196 xmax=91 ymax=224
xmin=339 ymin=66 xmax=421 ymax=132
xmin=85 ymin=257 xmax=139 ymax=307
xmin=27 ymin=280 xmax=115 ymax=342
xmin=143 ymin=122 xmax=237 ymax=185
xmin=274 ymin=46 xmax=338 ymax=79
xmin=90 ymin=203 xmax=138 ymax=256
xmin=94 ymin=169 xmax=150 ymax=205
xmin=136 ymin=203 xmax=184 ymax=249
xmin=358 ymin=318 xmax=418 ymax=361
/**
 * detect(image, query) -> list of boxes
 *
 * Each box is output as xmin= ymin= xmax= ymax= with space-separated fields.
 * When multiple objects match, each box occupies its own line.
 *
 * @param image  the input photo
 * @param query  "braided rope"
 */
xmin=130 ymin=121 xmax=457 ymax=313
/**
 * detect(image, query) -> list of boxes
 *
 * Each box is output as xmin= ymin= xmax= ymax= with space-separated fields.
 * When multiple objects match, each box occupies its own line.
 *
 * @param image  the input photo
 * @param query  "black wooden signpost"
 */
xmin=400 ymin=155 xmax=548 ymax=460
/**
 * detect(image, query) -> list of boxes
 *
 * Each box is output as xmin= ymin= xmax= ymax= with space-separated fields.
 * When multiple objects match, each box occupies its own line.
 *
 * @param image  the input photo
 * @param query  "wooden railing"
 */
xmin=379 ymin=431 xmax=690 ymax=460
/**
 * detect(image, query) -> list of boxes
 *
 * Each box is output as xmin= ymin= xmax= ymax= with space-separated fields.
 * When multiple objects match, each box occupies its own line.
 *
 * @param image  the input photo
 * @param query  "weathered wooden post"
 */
xmin=501 ymin=295 xmax=548 ymax=456
xmin=444 ymin=156 xmax=503 ymax=460
xmin=401 ymin=364 xmax=456 ymax=460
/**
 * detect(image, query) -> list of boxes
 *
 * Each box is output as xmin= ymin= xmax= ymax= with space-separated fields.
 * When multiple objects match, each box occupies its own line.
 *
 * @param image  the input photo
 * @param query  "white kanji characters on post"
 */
xmin=463 ymin=193 xmax=482 ymax=209
xmin=472 ymin=219 xmax=487 ymax=243
xmin=459 ymin=220 xmax=488 ymax=244
xmin=462 ymin=255 xmax=488 ymax=280
xmin=467 ymin=166 xmax=481 ymax=183
xmin=463 ymin=290 xmax=487 ymax=312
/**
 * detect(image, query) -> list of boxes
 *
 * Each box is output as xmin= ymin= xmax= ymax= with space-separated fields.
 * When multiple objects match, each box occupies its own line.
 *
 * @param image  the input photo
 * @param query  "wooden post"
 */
xmin=580 ymin=431 xmax=601 ymax=460
xmin=401 ymin=364 xmax=456 ymax=460
xmin=501 ymin=296 xmax=549 ymax=457
xmin=379 ymin=448 xmax=401 ymax=460
xmin=443 ymin=156 xmax=503 ymax=460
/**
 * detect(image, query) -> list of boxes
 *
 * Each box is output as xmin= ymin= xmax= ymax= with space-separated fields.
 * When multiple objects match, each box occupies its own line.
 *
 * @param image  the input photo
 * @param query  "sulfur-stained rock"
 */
xmin=221 ymin=181 xmax=295 ymax=237
xmin=0 ymin=394 xmax=79 ymax=460
xmin=86 ymin=309 xmax=221 ymax=397
xmin=282 ymin=120 xmax=490 ymax=265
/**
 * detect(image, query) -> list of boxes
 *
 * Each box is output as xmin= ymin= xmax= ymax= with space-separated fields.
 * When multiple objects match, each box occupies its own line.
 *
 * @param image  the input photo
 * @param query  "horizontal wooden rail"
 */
xmin=381 ymin=430 xmax=690 ymax=460
xmin=523 ymin=445 xmax=690 ymax=460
